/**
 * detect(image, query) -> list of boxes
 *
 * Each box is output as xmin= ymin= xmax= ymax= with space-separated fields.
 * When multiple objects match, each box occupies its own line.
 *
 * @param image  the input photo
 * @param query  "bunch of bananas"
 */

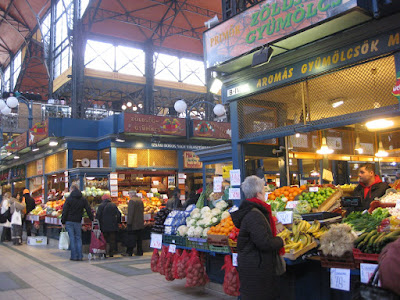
xmin=277 ymin=220 xmax=327 ymax=253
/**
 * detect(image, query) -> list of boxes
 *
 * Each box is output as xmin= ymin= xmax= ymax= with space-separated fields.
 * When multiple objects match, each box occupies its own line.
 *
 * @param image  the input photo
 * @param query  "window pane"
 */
xmin=84 ymin=40 xmax=115 ymax=72
xmin=180 ymin=58 xmax=205 ymax=86
xmin=116 ymin=45 xmax=145 ymax=76
xmin=80 ymin=0 xmax=90 ymax=17
xmin=154 ymin=53 xmax=179 ymax=82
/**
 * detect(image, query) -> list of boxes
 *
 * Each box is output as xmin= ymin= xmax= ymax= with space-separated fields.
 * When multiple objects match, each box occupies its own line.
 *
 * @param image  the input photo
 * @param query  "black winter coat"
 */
xmin=353 ymin=182 xmax=389 ymax=210
xmin=231 ymin=200 xmax=284 ymax=300
xmin=23 ymin=193 xmax=36 ymax=215
xmin=61 ymin=189 xmax=93 ymax=224
xmin=96 ymin=199 xmax=121 ymax=232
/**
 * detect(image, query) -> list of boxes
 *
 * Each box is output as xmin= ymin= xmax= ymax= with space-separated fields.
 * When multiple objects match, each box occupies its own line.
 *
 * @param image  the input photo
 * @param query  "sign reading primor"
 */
xmin=124 ymin=113 xmax=186 ymax=136
xmin=204 ymin=0 xmax=359 ymax=68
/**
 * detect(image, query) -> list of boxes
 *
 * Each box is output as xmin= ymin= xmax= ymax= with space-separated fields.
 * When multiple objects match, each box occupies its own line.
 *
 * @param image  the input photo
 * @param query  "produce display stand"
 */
xmin=283 ymin=241 xmax=318 ymax=260
xmin=352 ymin=248 xmax=379 ymax=264
xmin=314 ymin=188 xmax=343 ymax=212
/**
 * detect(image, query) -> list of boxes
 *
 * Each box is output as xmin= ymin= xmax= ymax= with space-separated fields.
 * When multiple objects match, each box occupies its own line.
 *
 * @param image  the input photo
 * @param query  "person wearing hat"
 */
xmin=22 ymin=189 xmax=36 ymax=238
xmin=96 ymin=194 xmax=121 ymax=257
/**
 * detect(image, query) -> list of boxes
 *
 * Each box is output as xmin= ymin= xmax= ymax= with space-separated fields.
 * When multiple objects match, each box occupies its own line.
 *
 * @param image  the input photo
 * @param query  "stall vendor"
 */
xmin=353 ymin=163 xmax=389 ymax=210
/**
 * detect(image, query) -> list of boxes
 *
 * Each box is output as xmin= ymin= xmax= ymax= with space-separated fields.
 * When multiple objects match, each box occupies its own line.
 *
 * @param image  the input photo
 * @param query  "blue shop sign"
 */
xmin=223 ymin=28 xmax=400 ymax=103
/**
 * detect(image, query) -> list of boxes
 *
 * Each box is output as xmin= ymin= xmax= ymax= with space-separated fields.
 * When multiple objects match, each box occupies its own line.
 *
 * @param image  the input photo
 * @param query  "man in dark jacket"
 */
xmin=22 ymin=189 xmax=36 ymax=237
xmin=353 ymin=163 xmax=389 ymax=210
xmin=96 ymin=194 xmax=121 ymax=257
xmin=123 ymin=191 xmax=144 ymax=256
xmin=61 ymin=185 xmax=93 ymax=261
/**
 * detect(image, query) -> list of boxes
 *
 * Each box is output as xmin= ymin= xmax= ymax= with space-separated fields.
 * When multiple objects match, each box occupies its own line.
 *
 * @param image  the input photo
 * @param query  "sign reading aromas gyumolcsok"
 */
xmin=204 ymin=0 xmax=359 ymax=68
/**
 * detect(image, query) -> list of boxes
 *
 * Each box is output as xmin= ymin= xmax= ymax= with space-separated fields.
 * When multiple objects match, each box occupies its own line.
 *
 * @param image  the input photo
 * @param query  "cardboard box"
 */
xmin=27 ymin=236 xmax=48 ymax=246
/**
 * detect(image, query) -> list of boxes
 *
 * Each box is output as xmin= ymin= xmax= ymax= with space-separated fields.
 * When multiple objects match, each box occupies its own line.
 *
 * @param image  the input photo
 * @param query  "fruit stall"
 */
xmin=148 ymin=181 xmax=400 ymax=299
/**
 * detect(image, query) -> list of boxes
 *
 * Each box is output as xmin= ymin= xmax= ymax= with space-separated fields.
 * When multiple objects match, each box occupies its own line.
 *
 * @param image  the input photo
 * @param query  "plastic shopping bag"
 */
xmin=59 ymin=229 xmax=70 ymax=250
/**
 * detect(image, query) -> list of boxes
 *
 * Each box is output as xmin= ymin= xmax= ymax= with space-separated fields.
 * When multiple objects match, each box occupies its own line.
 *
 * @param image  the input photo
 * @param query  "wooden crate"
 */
xmin=283 ymin=241 xmax=317 ymax=260
xmin=314 ymin=188 xmax=343 ymax=212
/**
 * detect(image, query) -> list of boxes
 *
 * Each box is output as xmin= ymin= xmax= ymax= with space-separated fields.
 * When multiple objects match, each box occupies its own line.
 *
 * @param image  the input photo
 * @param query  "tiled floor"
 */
xmin=0 ymin=239 xmax=235 ymax=300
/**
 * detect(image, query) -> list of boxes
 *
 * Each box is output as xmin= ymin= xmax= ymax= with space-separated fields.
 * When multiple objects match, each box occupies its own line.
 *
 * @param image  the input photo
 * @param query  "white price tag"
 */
xmin=232 ymin=253 xmax=238 ymax=267
xmin=150 ymin=233 xmax=162 ymax=249
xmin=110 ymin=179 xmax=118 ymax=186
xmin=151 ymin=188 xmax=158 ymax=193
xmin=169 ymin=244 xmax=176 ymax=253
xmin=330 ymin=268 xmax=350 ymax=291
xmin=137 ymin=193 xmax=143 ymax=198
xmin=360 ymin=263 xmax=378 ymax=284
xmin=276 ymin=211 xmax=293 ymax=225
xmin=213 ymin=176 xmax=223 ymax=193
xmin=122 ymin=191 xmax=129 ymax=197
xmin=309 ymin=187 xmax=319 ymax=192
xmin=178 ymin=173 xmax=186 ymax=179
xmin=147 ymin=193 xmax=154 ymax=198
xmin=110 ymin=173 xmax=118 ymax=179
xmin=229 ymin=188 xmax=241 ymax=200
xmin=110 ymin=185 xmax=118 ymax=192
xmin=285 ymin=201 xmax=298 ymax=209
xmin=110 ymin=191 xmax=118 ymax=197
xmin=230 ymin=169 xmax=241 ymax=186
xmin=265 ymin=192 xmax=271 ymax=200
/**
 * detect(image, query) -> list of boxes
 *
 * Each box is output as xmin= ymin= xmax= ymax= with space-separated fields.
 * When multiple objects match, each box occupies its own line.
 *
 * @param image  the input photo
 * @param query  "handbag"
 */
xmin=274 ymin=252 xmax=286 ymax=276
xmin=0 ymin=207 xmax=11 ymax=223
xmin=59 ymin=228 xmax=70 ymax=250
xmin=354 ymin=265 xmax=400 ymax=300
xmin=11 ymin=210 xmax=22 ymax=225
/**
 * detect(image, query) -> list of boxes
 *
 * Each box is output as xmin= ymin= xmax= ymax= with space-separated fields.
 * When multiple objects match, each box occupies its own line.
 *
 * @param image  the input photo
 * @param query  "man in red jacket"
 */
xmin=352 ymin=163 xmax=389 ymax=210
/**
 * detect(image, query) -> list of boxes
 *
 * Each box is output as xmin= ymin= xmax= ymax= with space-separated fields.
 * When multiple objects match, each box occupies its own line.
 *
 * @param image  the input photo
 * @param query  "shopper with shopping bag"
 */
xmin=59 ymin=228 xmax=70 ymax=250
xmin=61 ymin=185 xmax=93 ymax=261
xmin=9 ymin=193 xmax=26 ymax=245
xmin=0 ymin=192 xmax=12 ymax=242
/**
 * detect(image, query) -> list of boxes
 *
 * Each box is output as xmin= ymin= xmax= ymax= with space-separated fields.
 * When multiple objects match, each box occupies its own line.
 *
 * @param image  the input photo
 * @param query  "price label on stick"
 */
xmin=169 ymin=244 xmax=176 ymax=253
xmin=232 ymin=253 xmax=238 ymax=267
xmin=360 ymin=263 xmax=378 ymax=284
xmin=285 ymin=201 xmax=298 ymax=209
xmin=150 ymin=233 xmax=162 ymax=249
xmin=330 ymin=268 xmax=350 ymax=291
xmin=276 ymin=211 xmax=293 ymax=225
xmin=309 ymin=186 xmax=319 ymax=192
xmin=229 ymin=188 xmax=241 ymax=200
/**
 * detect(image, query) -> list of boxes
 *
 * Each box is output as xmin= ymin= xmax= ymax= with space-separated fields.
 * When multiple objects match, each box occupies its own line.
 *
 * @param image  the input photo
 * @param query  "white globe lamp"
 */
xmin=6 ymin=96 xmax=19 ymax=108
xmin=0 ymin=99 xmax=6 ymax=110
xmin=1 ymin=106 xmax=12 ymax=115
xmin=174 ymin=100 xmax=187 ymax=114
xmin=213 ymin=104 xmax=226 ymax=116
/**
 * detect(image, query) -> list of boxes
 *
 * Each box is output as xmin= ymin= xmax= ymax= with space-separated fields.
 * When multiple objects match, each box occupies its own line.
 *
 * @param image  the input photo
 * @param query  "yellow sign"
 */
xmin=128 ymin=154 xmax=138 ymax=168
xmin=222 ymin=165 xmax=233 ymax=179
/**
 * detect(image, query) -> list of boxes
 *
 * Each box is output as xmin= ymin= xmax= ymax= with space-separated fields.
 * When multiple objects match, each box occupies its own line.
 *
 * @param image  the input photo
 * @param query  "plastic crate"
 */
xmin=207 ymin=234 xmax=228 ymax=246
xmin=187 ymin=237 xmax=209 ymax=250
xmin=209 ymin=244 xmax=231 ymax=254
xmin=320 ymin=251 xmax=357 ymax=269
xmin=352 ymin=248 xmax=379 ymax=262
xmin=162 ymin=235 xmax=187 ymax=246
xmin=228 ymin=239 xmax=237 ymax=253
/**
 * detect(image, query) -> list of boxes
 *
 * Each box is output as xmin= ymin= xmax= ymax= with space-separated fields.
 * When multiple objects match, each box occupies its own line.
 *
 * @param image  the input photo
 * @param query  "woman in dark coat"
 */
xmin=231 ymin=175 xmax=285 ymax=300
xmin=96 ymin=194 xmax=121 ymax=257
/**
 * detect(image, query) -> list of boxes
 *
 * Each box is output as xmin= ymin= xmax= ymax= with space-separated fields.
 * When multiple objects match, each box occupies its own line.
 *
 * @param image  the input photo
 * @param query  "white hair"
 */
xmin=241 ymin=175 xmax=265 ymax=199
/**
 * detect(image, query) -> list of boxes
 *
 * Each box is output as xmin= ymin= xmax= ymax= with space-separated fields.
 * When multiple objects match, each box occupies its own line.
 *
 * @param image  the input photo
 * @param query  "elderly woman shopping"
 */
xmin=231 ymin=175 xmax=285 ymax=300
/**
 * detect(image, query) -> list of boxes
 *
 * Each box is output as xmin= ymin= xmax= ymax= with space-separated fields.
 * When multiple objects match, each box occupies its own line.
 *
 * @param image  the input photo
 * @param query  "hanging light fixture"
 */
xmin=354 ymin=135 xmax=363 ymax=154
xmin=375 ymin=141 xmax=388 ymax=157
xmin=316 ymin=137 xmax=334 ymax=155
xmin=366 ymin=119 xmax=394 ymax=130
xmin=126 ymin=102 xmax=132 ymax=108
xmin=210 ymin=78 xmax=223 ymax=94
xmin=310 ymin=169 xmax=320 ymax=177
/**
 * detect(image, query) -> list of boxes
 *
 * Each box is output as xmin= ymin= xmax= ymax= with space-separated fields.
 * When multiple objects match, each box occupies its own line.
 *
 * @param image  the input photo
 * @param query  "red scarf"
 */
xmin=247 ymin=197 xmax=285 ymax=255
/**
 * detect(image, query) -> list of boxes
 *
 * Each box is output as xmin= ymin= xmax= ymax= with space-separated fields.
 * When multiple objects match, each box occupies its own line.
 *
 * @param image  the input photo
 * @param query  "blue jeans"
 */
xmin=65 ymin=221 xmax=82 ymax=260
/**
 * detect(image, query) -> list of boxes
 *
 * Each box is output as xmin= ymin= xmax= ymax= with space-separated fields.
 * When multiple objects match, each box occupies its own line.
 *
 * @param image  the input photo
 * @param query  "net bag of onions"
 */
xmin=175 ymin=249 xmax=190 ymax=279
xmin=171 ymin=249 xmax=182 ymax=279
xmin=185 ymin=249 xmax=209 ymax=287
xmin=164 ymin=252 xmax=176 ymax=281
xmin=151 ymin=249 xmax=159 ymax=272
xmin=157 ymin=245 xmax=168 ymax=275
xmin=221 ymin=255 xmax=240 ymax=296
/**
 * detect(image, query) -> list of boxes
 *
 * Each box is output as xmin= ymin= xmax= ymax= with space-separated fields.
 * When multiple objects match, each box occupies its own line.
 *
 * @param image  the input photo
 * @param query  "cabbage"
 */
xmin=194 ymin=226 xmax=203 ymax=238
xmin=211 ymin=208 xmax=222 ymax=217
xmin=97 ymin=190 xmax=104 ymax=196
xmin=92 ymin=191 xmax=97 ymax=197
xmin=294 ymin=200 xmax=312 ymax=214
xmin=91 ymin=187 xmax=96 ymax=191
xmin=177 ymin=225 xmax=188 ymax=236
xmin=104 ymin=191 xmax=110 ymax=195
xmin=85 ymin=187 xmax=91 ymax=192
xmin=190 ymin=208 xmax=200 ymax=217
xmin=201 ymin=206 xmax=211 ymax=214
xmin=81 ymin=191 xmax=86 ymax=197
xmin=64 ymin=192 xmax=70 ymax=199
xmin=221 ymin=211 xmax=230 ymax=220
